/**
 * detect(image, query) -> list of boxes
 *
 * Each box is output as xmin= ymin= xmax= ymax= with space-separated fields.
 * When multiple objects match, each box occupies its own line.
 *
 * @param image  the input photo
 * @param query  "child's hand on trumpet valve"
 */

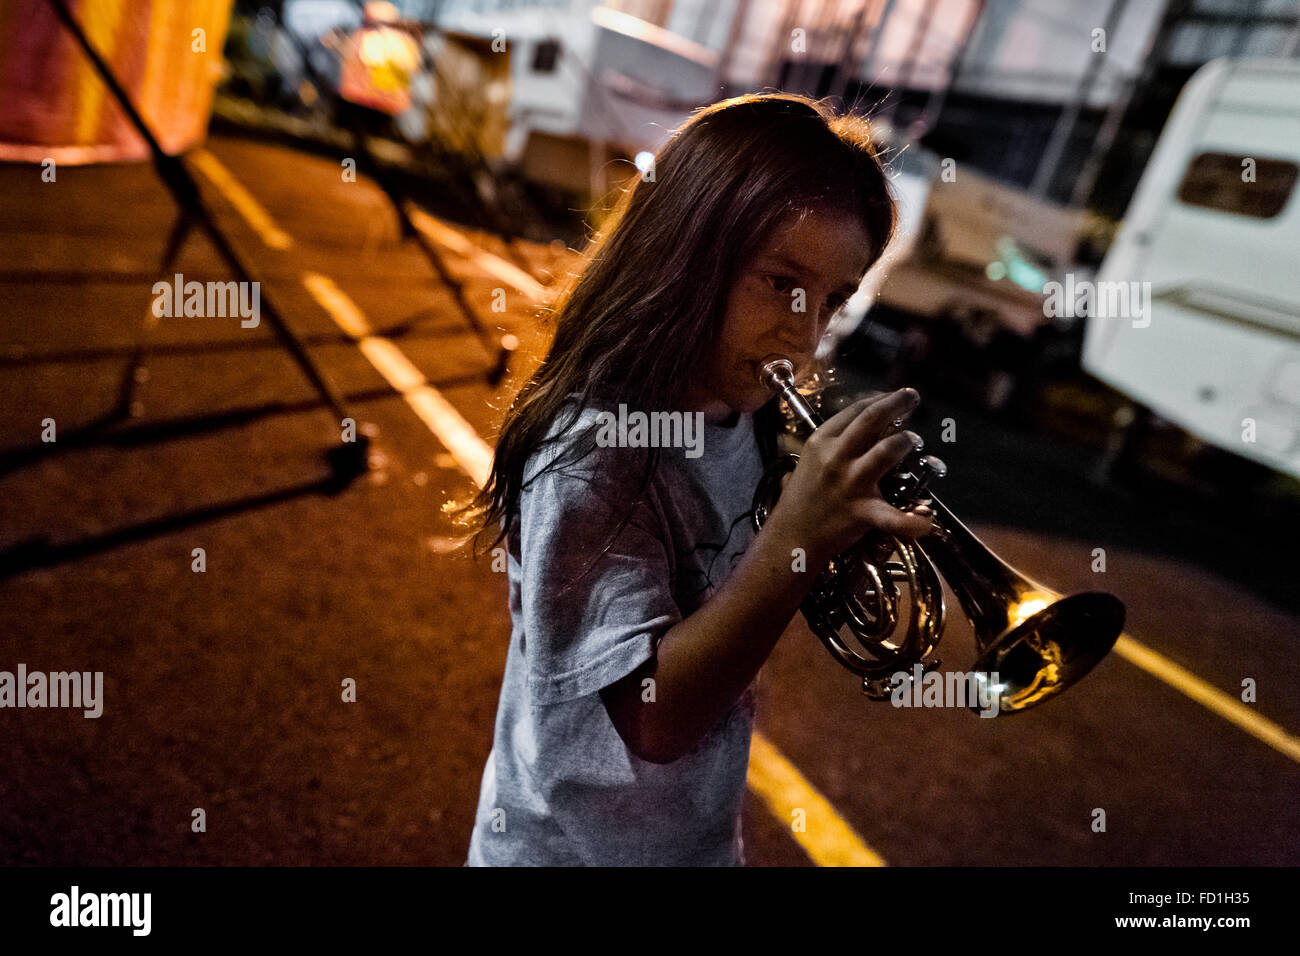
xmin=768 ymin=387 xmax=935 ymax=564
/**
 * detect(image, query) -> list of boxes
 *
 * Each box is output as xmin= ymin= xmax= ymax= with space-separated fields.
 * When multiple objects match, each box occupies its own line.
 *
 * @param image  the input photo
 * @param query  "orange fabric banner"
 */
xmin=0 ymin=0 xmax=234 ymax=163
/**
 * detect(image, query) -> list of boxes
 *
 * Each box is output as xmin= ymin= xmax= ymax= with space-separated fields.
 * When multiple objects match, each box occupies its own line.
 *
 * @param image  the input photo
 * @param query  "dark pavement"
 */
xmin=1 ymin=135 xmax=1296 ymax=866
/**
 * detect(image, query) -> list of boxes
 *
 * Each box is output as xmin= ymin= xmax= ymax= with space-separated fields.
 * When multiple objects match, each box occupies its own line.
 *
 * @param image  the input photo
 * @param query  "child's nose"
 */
xmin=777 ymin=324 xmax=819 ymax=363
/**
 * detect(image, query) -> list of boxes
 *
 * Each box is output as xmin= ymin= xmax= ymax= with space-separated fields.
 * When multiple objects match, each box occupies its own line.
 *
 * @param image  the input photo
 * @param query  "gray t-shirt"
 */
xmin=467 ymin=401 xmax=767 ymax=866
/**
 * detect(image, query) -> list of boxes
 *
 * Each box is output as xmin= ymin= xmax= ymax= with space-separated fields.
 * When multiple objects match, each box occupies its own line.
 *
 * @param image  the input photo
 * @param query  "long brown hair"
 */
xmin=465 ymin=92 xmax=897 ymax=556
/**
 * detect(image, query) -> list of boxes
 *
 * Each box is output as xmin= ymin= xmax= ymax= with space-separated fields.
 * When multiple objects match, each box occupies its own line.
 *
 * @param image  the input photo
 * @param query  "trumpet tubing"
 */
xmin=752 ymin=356 xmax=1124 ymax=715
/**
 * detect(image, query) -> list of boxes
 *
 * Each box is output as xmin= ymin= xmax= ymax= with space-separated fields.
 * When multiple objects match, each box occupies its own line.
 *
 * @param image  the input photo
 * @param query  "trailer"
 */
xmin=1082 ymin=58 xmax=1300 ymax=480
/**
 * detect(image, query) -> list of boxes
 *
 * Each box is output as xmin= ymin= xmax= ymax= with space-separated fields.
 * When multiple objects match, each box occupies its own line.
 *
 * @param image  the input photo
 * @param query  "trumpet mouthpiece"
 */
xmin=757 ymin=355 xmax=795 ymax=388
xmin=757 ymin=354 xmax=822 ymax=431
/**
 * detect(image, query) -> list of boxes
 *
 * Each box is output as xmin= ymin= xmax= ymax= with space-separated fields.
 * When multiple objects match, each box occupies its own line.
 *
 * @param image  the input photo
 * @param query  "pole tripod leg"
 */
xmin=345 ymin=116 xmax=512 ymax=386
xmin=47 ymin=0 xmax=371 ymax=489
xmin=113 ymin=210 xmax=194 ymax=421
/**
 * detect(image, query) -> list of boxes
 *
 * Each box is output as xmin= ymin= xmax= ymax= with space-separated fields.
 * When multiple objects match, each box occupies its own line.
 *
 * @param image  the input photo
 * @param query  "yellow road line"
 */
xmin=189 ymin=149 xmax=294 ymax=251
xmin=363 ymin=339 xmax=493 ymax=487
xmin=195 ymin=146 xmax=544 ymax=299
xmin=407 ymin=206 xmax=549 ymax=301
xmin=300 ymin=271 xmax=369 ymax=338
xmin=1113 ymin=635 xmax=1300 ymax=763
xmin=404 ymin=206 xmax=476 ymax=256
xmin=747 ymin=733 xmax=886 ymax=866
xmin=301 ymin=271 xmax=493 ymax=487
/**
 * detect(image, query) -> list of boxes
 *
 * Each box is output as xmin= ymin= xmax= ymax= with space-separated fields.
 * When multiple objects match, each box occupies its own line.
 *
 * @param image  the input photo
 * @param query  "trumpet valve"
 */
xmin=881 ymin=451 xmax=948 ymax=508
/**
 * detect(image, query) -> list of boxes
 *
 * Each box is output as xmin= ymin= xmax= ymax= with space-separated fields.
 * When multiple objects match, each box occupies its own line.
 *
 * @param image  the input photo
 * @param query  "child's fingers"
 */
xmin=858 ymin=499 xmax=935 ymax=538
xmin=818 ymin=390 xmax=899 ymax=438
xmin=852 ymin=430 xmax=922 ymax=489
xmin=835 ymin=388 xmax=919 ymax=454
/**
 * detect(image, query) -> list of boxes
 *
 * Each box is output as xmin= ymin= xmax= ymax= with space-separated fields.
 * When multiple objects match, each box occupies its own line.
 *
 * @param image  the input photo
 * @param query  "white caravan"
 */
xmin=1082 ymin=58 xmax=1300 ymax=479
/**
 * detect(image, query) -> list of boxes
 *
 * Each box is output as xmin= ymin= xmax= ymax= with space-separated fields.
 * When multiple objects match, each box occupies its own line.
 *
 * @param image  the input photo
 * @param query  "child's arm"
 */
xmin=601 ymin=388 xmax=931 ymax=764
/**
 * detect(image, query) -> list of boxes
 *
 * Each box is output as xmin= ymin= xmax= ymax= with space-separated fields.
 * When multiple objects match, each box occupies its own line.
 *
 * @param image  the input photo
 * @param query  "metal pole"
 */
xmin=765 ymin=0 xmax=804 ymax=90
xmin=46 ymin=0 xmax=370 ymax=481
xmin=906 ymin=0 xmax=987 ymax=142
xmin=877 ymin=0 xmax=941 ymax=128
xmin=858 ymin=0 xmax=899 ymax=87
xmin=829 ymin=4 xmax=868 ymax=105
xmin=1285 ymin=8 xmax=1300 ymax=56
xmin=1030 ymin=0 xmax=1129 ymax=199
xmin=1070 ymin=0 xmax=1195 ymax=209
xmin=1229 ymin=0 xmax=1265 ymax=56
xmin=716 ymin=0 xmax=753 ymax=93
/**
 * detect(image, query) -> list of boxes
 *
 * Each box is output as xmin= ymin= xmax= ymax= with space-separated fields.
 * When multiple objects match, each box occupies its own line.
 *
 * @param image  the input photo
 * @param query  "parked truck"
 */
xmin=836 ymin=138 xmax=1088 ymax=412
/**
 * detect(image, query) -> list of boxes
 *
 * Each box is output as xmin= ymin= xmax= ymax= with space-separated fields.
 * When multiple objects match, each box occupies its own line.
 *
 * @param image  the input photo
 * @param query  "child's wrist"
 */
xmin=759 ymin=509 xmax=835 ymax=576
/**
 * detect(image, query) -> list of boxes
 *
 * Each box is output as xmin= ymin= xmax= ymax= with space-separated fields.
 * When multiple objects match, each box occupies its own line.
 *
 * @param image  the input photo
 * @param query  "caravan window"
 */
xmin=1176 ymin=151 xmax=1298 ymax=219
xmin=532 ymin=38 xmax=560 ymax=73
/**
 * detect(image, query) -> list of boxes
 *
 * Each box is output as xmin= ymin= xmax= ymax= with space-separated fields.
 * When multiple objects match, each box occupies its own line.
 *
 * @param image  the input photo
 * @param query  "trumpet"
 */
xmin=752 ymin=356 xmax=1124 ymax=715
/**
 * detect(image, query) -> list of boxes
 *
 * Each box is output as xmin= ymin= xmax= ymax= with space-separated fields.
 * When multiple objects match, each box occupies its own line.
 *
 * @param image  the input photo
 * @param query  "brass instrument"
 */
xmin=752 ymin=356 xmax=1124 ymax=715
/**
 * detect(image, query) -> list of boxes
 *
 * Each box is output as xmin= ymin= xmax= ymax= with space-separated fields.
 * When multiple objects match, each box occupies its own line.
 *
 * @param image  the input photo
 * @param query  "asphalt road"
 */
xmin=1 ymin=135 xmax=1296 ymax=867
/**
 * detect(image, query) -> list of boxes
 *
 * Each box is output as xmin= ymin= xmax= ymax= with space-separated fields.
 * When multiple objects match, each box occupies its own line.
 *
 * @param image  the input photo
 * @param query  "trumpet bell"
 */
xmin=918 ymin=495 xmax=1125 ymax=714
xmin=971 ymin=591 xmax=1124 ymax=714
